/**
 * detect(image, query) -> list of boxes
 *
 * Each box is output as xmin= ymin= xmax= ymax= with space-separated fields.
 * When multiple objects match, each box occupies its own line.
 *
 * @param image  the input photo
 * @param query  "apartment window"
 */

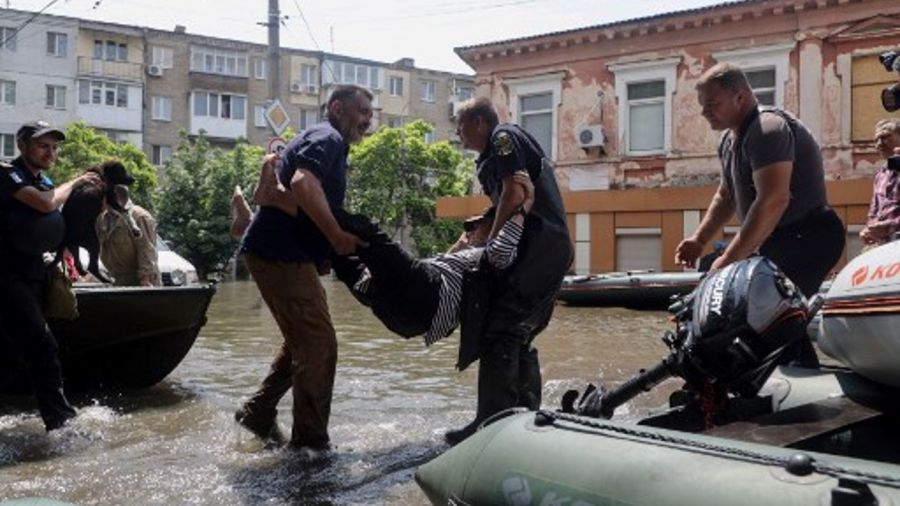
xmin=299 ymin=63 xmax=317 ymax=87
xmin=79 ymin=80 xmax=127 ymax=108
xmin=420 ymin=80 xmax=436 ymax=102
xmin=386 ymin=116 xmax=402 ymax=128
xmin=0 ymin=134 xmax=15 ymax=158
xmin=193 ymin=92 xmax=246 ymax=120
xmin=254 ymin=105 xmax=266 ymax=127
xmin=46 ymin=32 xmax=67 ymax=57
xmin=254 ymin=58 xmax=266 ymax=80
xmin=0 ymin=27 xmax=16 ymax=51
xmin=389 ymin=76 xmax=403 ymax=96
xmin=152 ymin=96 xmax=172 ymax=121
xmin=457 ymin=86 xmax=475 ymax=100
xmin=609 ymin=58 xmax=678 ymax=156
xmin=190 ymin=46 xmax=248 ymax=77
xmin=423 ymin=130 xmax=436 ymax=143
xmin=746 ymin=68 xmax=776 ymax=106
xmin=626 ymin=81 xmax=665 ymax=153
xmin=151 ymin=46 xmax=174 ymax=69
xmin=299 ymin=108 xmax=318 ymax=130
xmin=0 ymin=80 xmax=15 ymax=105
xmin=322 ymin=60 xmax=381 ymax=89
xmin=46 ymin=85 xmax=66 ymax=109
xmin=151 ymin=145 xmax=172 ymax=166
xmin=95 ymin=40 xmax=127 ymax=61
xmin=519 ymin=93 xmax=553 ymax=156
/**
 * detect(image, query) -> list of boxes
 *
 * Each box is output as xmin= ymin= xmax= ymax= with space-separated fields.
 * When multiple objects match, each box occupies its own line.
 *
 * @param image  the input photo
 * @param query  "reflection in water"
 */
xmin=0 ymin=278 xmax=680 ymax=504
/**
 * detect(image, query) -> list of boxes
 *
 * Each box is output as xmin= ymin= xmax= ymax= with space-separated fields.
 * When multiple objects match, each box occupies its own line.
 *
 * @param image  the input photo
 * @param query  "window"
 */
xmin=151 ymin=145 xmax=172 ymax=166
xmin=255 ymin=58 xmax=266 ymax=80
xmin=0 ymin=27 xmax=16 ymax=51
xmin=746 ymin=68 xmax=776 ymax=106
xmin=95 ymin=40 xmax=127 ymax=61
xmin=46 ymin=32 xmax=67 ymax=57
xmin=78 ymin=80 xmax=128 ymax=108
xmin=519 ymin=93 xmax=553 ymax=156
xmin=151 ymin=46 xmax=174 ymax=69
xmin=420 ymin=80 xmax=436 ymax=102
xmin=0 ymin=134 xmax=14 ymax=158
xmin=609 ymin=57 xmax=679 ymax=156
xmin=193 ymin=92 xmax=246 ymax=120
xmin=457 ymin=86 xmax=475 ymax=100
xmin=389 ymin=76 xmax=403 ymax=96
xmin=615 ymin=229 xmax=662 ymax=272
xmin=46 ymin=85 xmax=66 ymax=109
xmin=152 ymin=96 xmax=172 ymax=121
xmin=851 ymin=53 xmax=900 ymax=142
xmin=321 ymin=60 xmax=381 ymax=89
xmin=190 ymin=46 xmax=248 ymax=77
xmin=0 ymin=80 xmax=15 ymax=105
xmin=386 ymin=116 xmax=402 ymax=128
xmin=299 ymin=108 xmax=318 ymax=130
xmin=424 ymin=130 xmax=436 ymax=143
xmin=254 ymin=105 xmax=266 ymax=127
xmin=299 ymin=63 xmax=317 ymax=86
xmin=626 ymin=81 xmax=665 ymax=153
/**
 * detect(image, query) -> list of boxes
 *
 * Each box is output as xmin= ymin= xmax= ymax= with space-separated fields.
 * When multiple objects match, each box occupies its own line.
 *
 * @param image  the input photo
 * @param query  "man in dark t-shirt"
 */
xmin=675 ymin=63 xmax=845 ymax=367
xmin=236 ymin=85 xmax=371 ymax=450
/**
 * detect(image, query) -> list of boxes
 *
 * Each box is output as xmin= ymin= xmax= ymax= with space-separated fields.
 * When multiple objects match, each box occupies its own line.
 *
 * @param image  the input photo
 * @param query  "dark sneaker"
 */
xmin=235 ymin=406 xmax=285 ymax=446
xmin=443 ymin=421 xmax=479 ymax=446
xmin=44 ymin=410 xmax=77 ymax=432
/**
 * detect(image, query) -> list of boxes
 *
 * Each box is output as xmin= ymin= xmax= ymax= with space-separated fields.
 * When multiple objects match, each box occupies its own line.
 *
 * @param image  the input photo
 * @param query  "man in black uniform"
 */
xmin=447 ymin=97 xmax=572 ymax=445
xmin=0 ymin=121 xmax=97 ymax=431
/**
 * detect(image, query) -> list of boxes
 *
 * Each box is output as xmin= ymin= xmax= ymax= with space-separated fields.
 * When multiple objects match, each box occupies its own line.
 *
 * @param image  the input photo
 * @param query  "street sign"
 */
xmin=267 ymin=137 xmax=287 ymax=156
xmin=264 ymin=99 xmax=291 ymax=135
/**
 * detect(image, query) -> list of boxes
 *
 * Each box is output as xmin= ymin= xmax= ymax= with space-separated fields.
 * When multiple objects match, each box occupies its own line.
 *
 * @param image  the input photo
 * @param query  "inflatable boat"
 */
xmin=558 ymin=271 xmax=703 ymax=309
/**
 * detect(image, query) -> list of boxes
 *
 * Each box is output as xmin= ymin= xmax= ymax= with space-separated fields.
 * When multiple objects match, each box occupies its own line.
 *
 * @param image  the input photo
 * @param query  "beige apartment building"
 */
xmin=438 ymin=0 xmax=900 ymax=274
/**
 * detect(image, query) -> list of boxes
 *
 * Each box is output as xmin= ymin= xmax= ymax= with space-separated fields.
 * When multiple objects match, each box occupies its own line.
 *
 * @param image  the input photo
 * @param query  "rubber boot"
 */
xmin=445 ymin=338 xmax=520 ymax=446
xmin=517 ymin=346 xmax=542 ymax=411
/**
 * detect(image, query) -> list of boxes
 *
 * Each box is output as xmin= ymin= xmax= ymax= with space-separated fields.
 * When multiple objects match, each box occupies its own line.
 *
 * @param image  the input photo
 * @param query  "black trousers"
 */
xmin=0 ymin=275 xmax=76 ymax=428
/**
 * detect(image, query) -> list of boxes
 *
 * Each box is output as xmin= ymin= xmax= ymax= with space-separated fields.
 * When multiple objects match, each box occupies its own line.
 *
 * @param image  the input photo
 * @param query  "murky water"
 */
xmin=0 ymin=278 xmax=679 ymax=505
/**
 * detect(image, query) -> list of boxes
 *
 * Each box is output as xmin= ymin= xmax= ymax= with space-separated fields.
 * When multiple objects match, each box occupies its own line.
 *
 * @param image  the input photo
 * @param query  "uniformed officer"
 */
xmin=0 ymin=121 xmax=97 ymax=431
xmin=448 ymin=97 xmax=572 ymax=445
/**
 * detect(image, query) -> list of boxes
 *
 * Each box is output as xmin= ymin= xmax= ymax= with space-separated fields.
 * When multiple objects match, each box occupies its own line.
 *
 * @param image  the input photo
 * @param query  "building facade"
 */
xmin=439 ymin=0 xmax=900 ymax=274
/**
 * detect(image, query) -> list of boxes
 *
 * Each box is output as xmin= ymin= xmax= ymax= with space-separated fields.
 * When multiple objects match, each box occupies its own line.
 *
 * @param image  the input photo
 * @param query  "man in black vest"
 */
xmin=675 ymin=63 xmax=845 ymax=367
xmin=447 ymin=97 xmax=572 ymax=445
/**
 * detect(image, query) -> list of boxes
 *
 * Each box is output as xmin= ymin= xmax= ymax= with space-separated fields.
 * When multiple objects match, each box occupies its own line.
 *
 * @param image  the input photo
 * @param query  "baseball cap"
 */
xmin=16 ymin=120 xmax=66 ymax=142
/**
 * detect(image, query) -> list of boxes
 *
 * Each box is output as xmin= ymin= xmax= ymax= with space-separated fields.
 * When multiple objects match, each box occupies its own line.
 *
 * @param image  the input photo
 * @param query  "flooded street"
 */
xmin=1 ymin=278 xmax=678 ymax=505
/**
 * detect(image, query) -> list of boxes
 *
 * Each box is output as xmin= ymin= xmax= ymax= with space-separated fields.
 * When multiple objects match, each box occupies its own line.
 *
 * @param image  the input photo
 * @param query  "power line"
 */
xmin=291 ymin=0 xmax=336 ymax=82
xmin=1 ymin=0 xmax=62 ymax=47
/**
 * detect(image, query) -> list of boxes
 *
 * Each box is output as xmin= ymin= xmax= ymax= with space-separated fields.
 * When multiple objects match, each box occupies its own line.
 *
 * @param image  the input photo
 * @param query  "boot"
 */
xmin=445 ymin=338 xmax=520 ymax=446
xmin=518 ymin=347 xmax=542 ymax=411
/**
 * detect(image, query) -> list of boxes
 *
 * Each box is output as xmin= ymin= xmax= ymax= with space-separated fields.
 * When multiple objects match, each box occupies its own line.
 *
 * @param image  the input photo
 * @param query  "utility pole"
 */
xmin=267 ymin=0 xmax=281 ymax=102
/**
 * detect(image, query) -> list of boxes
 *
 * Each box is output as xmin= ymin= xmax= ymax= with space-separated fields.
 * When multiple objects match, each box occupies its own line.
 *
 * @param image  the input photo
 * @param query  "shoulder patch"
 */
xmin=493 ymin=131 xmax=514 ymax=157
xmin=8 ymin=170 xmax=22 ymax=185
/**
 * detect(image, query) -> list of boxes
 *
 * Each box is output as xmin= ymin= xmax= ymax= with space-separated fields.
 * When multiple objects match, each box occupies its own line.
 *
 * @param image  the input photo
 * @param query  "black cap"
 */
xmin=463 ymin=206 xmax=496 ymax=232
xmin=16 ymin=120 xmax=66 ymax=142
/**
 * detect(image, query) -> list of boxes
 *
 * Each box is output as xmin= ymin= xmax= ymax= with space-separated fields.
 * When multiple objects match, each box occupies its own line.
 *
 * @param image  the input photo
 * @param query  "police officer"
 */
xmin=448 ymin=97 xmax=572 ymax=445
xmin=0 ymin=121 xmax=97 ymax=431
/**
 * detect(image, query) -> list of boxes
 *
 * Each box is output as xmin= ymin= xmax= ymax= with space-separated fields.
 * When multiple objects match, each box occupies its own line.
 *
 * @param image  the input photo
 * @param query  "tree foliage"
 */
xmin=155 ymin=131 xmax=263 ymax=277
xmin=50 ymin=121 xmax=158 ymax=208
xmin=347 ymin=120 xmax=473 ymax=256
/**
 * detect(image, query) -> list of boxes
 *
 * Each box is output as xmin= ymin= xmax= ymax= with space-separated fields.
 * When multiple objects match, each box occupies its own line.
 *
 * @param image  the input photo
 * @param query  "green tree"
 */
xmin=155 ymin=131 xmax=263 ymax=277
xmin=50 ymin=122 xmax=157 ymax=208
xmin=347 ymin=120 xmax=473 ymax=256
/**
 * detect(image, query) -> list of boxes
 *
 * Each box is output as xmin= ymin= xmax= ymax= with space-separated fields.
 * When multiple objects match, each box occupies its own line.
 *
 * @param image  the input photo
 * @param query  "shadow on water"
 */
xmin=227 ymin=440 xmax=445 ymax=505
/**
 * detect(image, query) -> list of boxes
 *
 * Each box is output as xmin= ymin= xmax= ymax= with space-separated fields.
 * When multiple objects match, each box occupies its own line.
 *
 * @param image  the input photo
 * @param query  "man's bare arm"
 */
xmin=291 ymin=169 xmax=362 ymax=255
xmin=675 ymin=182 xmax=735 ymax=267
xmin=488 ymin=174 xmax=526 ymax=239
xmin=12 ymin=172 xmax=98 ymax=214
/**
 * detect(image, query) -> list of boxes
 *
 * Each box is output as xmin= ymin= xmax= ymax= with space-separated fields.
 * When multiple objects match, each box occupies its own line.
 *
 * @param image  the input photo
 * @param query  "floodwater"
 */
xmin=0 ymin=278 xmax=679 ymax=505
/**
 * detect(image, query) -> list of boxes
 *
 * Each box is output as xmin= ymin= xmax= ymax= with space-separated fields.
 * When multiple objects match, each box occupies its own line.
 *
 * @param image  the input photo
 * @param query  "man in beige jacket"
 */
xmin=96 ymin=185 xmax=160 ymax=286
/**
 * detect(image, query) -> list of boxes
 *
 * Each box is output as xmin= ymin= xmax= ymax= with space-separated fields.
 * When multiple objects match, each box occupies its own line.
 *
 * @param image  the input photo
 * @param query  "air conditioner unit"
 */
xmin=290 ymin=82 xmax=303 ymax=93
xmin=576 ymin=125 xmax=605 ymax=149
xmin=305 ymin=85 xmax=318 ymax=94
xmin=147 ymin=64 xmax=163 ymax=77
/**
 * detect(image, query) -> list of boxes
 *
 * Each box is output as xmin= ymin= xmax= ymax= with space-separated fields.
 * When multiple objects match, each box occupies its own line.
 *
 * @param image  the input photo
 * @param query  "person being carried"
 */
xmin=860 ymin=118 xmax=900 ymax=249
xmin=96 ymin=185 xmax=160 ymax=286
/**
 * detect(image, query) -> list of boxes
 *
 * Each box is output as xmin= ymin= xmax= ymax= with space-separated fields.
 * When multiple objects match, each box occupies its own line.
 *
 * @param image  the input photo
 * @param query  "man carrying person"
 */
xmin=674 ymin=63 xmax=845 ymax=366
xmin=860 ymin=118 xmax=900 ymax=248
xmin=235 ymin=85 xmax=371 ymax=450
xmin=0 ymin=121 xmax=98 ymax=431
xmin=448 ymin=97 xmax=572 ymax=445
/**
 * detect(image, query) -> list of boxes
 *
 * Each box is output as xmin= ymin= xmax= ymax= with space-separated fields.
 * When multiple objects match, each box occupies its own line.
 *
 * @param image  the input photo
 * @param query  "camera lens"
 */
xmin=882 ymin=84 xmax=900 ymax=112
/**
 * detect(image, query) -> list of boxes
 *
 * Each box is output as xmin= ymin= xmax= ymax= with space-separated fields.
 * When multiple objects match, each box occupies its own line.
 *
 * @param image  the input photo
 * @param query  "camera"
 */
xmin=879 ymin=51 xmax=900 ymax=112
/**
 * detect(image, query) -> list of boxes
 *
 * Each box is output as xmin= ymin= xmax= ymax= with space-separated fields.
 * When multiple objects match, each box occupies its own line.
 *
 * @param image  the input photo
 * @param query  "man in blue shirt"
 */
xmin=236 ymin=85 xmax=372 ymax=450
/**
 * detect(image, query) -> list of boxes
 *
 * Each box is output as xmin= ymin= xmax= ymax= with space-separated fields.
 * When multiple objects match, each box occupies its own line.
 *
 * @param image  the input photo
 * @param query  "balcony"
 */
xmin=77 ymin=57 xmax=143 ymax=82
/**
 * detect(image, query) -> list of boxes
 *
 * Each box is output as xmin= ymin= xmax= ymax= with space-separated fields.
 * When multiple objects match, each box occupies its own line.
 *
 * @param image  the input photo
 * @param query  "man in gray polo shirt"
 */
xmin=675 ymin=62 xmax=845 ymax=367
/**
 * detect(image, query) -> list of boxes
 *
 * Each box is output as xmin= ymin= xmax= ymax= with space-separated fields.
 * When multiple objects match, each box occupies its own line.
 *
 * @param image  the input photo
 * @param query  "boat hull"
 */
xmin=558 ymin=271 xmax=703 ymax=309
xmin=1 ymin=284 xmax=216 ymax=392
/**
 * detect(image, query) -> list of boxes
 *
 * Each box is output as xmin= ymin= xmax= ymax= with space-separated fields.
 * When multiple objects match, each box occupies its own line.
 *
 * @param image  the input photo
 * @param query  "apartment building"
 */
xmin=0 ymin=10 xmax=78 ymax=159
xmin=438 ymin=0 xmax=900 ymax=274
xmin=0 ymin=8 xmax=474 ymax=167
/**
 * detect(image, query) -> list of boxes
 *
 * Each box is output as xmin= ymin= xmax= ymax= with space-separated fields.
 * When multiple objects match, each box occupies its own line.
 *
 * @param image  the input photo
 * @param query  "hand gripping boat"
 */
xmin=417 ymin=256 xmax=900 ymax=505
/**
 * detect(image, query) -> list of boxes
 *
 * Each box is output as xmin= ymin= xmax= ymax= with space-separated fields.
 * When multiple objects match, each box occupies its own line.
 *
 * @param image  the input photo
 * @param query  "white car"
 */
xmin=157 ymin=237 xmax=200 ymax=286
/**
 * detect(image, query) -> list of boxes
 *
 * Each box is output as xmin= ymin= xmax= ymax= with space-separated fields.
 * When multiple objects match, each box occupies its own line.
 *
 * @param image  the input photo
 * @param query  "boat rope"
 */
xmin=536 ymin=410 xmax=900 ymax=489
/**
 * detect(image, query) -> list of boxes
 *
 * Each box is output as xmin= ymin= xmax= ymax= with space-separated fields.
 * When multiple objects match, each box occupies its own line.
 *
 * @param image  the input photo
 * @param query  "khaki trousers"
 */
xmin=243 ymin=253 xmax=337 ymax=447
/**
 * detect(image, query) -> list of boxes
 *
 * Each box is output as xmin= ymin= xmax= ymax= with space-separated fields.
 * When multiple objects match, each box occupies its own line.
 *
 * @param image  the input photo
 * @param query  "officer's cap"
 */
xmin=16 ymin=120 xmax=66 ymax=142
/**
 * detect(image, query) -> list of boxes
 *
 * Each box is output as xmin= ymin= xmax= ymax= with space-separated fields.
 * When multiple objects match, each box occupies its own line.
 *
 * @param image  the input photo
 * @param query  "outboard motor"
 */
xmin=567 ymin=256 xmax=821 ymax=420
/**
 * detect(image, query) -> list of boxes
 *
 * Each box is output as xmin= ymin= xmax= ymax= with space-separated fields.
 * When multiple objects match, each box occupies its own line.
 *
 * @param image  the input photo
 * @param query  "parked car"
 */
xmin=157 ymin=237 xmax=199 ymax=286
